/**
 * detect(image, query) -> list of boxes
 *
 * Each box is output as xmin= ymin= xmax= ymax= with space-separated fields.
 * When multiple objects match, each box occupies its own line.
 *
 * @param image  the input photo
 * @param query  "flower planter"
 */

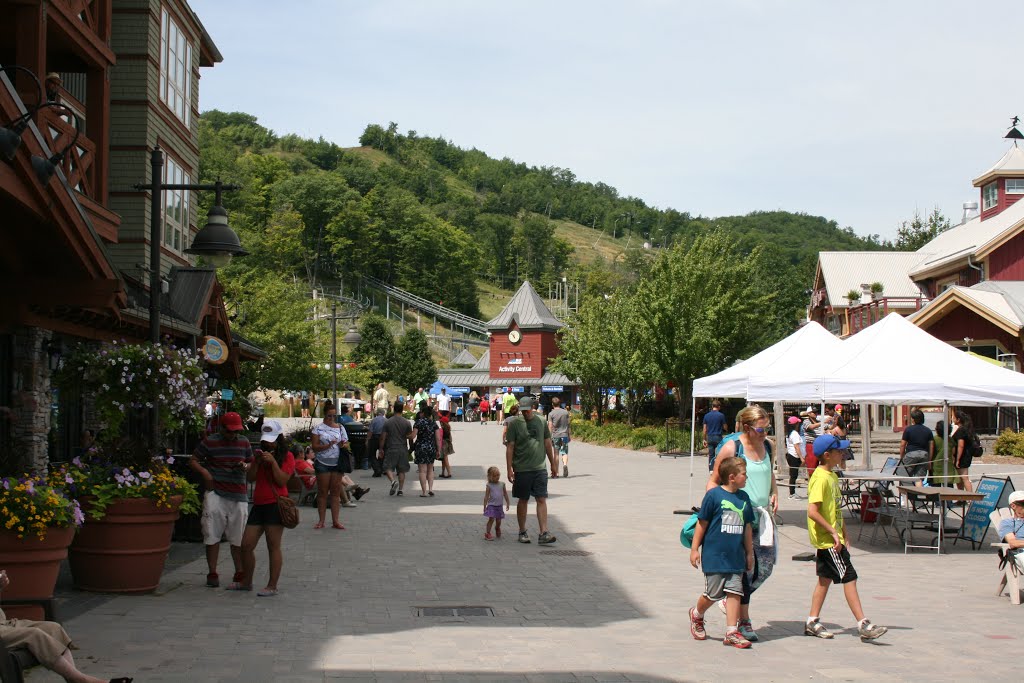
xmin=0 ymin=527 xmax=75 ymax=620
xmin=69 ymin=495 xmax=182 ymax=593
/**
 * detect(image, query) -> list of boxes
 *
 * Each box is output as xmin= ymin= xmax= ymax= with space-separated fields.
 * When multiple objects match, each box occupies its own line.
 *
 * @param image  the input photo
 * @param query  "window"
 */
xmin=159 ymin=8 xmax=192 ymax=126
xmin=1007 ymin=179 xmax=1024 ymax=195
xmin=162 ymin=156 xmax=190 ymax=253
xmin=983 ymin=181 xmax=998 ymax=210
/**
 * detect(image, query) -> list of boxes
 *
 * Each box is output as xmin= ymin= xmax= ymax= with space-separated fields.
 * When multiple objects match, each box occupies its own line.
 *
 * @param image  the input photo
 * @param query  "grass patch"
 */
xmin=571 ymin=418 xmax=691 ymax=453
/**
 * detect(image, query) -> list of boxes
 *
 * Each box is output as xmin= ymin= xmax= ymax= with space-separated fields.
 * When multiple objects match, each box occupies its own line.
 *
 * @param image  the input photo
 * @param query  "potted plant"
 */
xmin=53 ymin=340 xmax=206 ymax=593
xmin=845 ymin=289 xmax=861 ymax=305
xmin=0 ymin=475 xmax=83 ymax=618
xmin=870 ymin=282 xmax=884 ymax=299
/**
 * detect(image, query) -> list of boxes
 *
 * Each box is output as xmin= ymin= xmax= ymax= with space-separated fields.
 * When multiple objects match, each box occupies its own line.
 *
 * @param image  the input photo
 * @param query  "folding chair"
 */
xmin=991 ymin=508 xmax=1023 ymax=605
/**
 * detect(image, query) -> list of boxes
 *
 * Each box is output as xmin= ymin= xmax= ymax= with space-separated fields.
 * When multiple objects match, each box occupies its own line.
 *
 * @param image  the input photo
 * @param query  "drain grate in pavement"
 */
xmin=415 ymin=606 xmax=495 ymax=617
xmin=539 ymin=550 xmax=593 ymax=557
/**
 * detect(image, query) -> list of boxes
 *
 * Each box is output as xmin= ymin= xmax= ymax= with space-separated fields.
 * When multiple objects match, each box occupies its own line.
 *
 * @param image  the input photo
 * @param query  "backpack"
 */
xmin=679 ymin=513 xmax=699 ymax=548
xmin=969 ymin=431 xmax=984 ymax=459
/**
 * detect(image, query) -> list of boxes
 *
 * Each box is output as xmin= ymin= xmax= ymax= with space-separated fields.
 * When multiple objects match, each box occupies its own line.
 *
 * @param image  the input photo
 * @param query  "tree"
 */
xmin=352 ymin=314 xmax=398 ymax=386
xmin=634 ymin=231 xmax=779 ymax=419
xmin=393 ymin=329 xmax=437 ymax=394
xmin=894 ymin=208 xmax=951 ymax=251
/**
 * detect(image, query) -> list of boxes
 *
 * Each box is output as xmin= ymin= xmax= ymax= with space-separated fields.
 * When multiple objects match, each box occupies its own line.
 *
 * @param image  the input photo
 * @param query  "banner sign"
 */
xmin=541 ymin=385 xmax=564 ymax=392
xmin=202 ymin=336 xmax=229 ymax=365
xmin=958 ymin=475 xmax=1014 ymax=547
xmin=220 ymin=388 xmax=235 ymax=401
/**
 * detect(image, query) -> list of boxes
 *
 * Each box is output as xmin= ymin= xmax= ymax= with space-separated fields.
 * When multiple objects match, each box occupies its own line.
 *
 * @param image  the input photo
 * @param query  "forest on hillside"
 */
xmin=196 ymin=112 xmax=895 ymax=396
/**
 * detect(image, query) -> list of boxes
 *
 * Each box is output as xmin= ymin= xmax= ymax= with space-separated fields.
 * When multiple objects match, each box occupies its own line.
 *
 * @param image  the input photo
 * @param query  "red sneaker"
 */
xmin=689 ymin=607 xmax=707 ymax=641
xmin=723 ymin=631 xmax=751 ymax=649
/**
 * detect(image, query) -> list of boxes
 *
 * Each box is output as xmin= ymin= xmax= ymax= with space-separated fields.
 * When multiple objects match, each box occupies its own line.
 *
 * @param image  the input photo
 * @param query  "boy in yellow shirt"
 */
xmin=805 ymin=435 xmax=887 ymax=641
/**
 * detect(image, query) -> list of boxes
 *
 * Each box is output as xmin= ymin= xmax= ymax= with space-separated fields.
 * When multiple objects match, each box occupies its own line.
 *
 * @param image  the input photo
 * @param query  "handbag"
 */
xmin=276 ymin=494 xmax=300 ymax=529
xmin=679 ymin=514 xmax=699 ymax=548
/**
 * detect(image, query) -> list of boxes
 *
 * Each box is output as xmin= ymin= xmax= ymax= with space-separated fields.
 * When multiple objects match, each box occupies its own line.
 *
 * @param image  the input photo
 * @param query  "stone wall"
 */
xmin=10 ymin=326 xmax=53 ymax=474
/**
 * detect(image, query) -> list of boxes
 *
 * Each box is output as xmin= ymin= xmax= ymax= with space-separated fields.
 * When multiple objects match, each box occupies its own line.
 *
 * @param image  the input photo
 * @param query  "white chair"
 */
xmin=990 ymin=508 xmax=1022 ymax=605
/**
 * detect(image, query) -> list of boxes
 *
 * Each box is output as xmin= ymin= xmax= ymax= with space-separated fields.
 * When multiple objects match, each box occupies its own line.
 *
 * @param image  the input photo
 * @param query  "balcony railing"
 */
xmin=848 ymin=296 xmax=927 ymax=335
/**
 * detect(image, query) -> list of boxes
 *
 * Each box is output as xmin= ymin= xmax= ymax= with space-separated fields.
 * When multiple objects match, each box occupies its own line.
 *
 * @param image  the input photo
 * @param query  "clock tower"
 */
xmin=487 ymin=281 xmax=563 ymax=380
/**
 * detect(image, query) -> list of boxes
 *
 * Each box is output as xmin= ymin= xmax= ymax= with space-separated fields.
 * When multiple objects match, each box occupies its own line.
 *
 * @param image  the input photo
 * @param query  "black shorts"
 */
xmin=512 ymin=469 xmax=548 ymax=501
xmin=247 ymin=502 xmax=283 ymax=526
xmin=816 ymin=546 xmax=858 ymax=584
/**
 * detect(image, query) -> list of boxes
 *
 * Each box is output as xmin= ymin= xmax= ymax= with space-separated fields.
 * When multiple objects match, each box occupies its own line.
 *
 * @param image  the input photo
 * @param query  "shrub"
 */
xmin=994 ymin=429 xmax=1024 ymax=458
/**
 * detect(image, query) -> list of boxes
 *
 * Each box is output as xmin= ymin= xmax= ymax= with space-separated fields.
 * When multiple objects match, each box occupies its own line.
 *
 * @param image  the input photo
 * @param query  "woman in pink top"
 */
xmin=234 ymin=420 xmax=295 ymax=596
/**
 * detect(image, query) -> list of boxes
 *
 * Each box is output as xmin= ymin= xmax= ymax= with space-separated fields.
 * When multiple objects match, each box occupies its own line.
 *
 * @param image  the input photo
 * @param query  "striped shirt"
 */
xmin=194 ymin=433 xmax=254 ymax=501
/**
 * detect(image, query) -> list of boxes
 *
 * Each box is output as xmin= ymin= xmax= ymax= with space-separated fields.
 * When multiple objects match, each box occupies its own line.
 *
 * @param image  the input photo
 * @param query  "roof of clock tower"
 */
xmin=485 ymin=281 xmax=563 ymax=332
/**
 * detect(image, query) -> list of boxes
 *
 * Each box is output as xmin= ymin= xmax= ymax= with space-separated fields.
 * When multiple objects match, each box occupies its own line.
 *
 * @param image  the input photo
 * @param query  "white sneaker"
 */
xmin=717 ymin=598 xmax=727 ymax=615
xmin=342 ymin=501 xmax=357 ymax=508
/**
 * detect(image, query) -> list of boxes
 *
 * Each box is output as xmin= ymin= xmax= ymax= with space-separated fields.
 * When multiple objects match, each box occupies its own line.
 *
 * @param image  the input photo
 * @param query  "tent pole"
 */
xmin=942 ymin=401 xmax=948 ymax=485
xmin=861 ymin=402 xmax=871 ymax=470
xmin=996 ymin=402 xmax=1001 ymax=433
xmin=773 ymin=401 xmax=784 ymax=475
xmin=688 ymin=396 xmax=697 ymax=506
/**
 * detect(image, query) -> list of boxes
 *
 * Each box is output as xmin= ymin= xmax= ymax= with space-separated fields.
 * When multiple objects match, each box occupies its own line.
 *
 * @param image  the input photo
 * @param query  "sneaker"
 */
xmin=205 ymin=573 xmax=219 ymax=588
xmin=354 ymin=487 xmax=369 ymax=501
xmin=858 ymin=620 xmax=888 ymax=641
xmin=723 ymin=631 xmax=751 ymax=649
xmin=788 ymin=494 xmax=800 ymax=500
xmin=484 ymin=532 xmax=494 ymax=541
xmin=396 ymin=490 xmax=403 ymax=496
xmin=389 ymin=479 xmax=399 ymax=496
xmin=563 ymin=465 xmax=569 ymax=478
xmin=538 ymin=531 xmax=557 ymax=545
xmin=737 ymin=619 xmax=758 ymax=642
xmin=518 ymin=530 xmax=531 ymax=544
xmin=342 ymin=501 xmax=357 ymax=508
xmin=804 ymin=620 xmax=834 ymax=639
xmin=717 ymin=598 xmax=727 ymax=615
xmin=689 ymin=607 xmax=707 ymax=641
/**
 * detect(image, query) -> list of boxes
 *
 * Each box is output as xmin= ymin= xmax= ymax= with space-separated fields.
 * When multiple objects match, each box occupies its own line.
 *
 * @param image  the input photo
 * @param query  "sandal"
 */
xmin=428 ymin=491 xmax=435 ymax=496
xmin=257 ymin=588 xmax=278 ymax=597
xmin=313 ymin=521 xmax=325 ymax=529
xmin=332 ymin=522 xmax=345 ymax=529
xmin=225 ymin=582 xmax=252 ymax=591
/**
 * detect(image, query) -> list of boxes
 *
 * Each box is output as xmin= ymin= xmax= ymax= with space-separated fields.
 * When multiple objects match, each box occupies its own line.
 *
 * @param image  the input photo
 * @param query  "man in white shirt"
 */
xmin=373 ymin=383 xmax=390 ymax=412
xmin=436 ymin=388 xmax=452 ymax=418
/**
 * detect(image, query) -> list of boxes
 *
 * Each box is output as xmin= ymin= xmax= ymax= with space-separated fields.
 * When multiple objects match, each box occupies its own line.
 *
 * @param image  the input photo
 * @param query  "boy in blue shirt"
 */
xmin=689 ymin=457 xmax=755 ymax=648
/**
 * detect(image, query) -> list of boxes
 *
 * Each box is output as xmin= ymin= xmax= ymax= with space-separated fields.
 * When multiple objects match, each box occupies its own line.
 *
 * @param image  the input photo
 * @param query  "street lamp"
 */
xmin=134 ymin=146 xmax=247 ymax=447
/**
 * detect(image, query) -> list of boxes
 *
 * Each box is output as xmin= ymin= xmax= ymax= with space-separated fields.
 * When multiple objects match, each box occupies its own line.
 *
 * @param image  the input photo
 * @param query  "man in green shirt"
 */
xmin=502 ymin=389 xmax=517 ymax=420
xmin=505 ymin=396 xmax=557 ymax=545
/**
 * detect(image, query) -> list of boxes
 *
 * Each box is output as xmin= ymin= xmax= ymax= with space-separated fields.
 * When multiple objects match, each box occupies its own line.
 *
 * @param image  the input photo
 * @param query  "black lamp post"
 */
xmin=134 ymin=146 xmax=247 ymax=446
xmin=135 ymin=146 xmax=247 ymax=345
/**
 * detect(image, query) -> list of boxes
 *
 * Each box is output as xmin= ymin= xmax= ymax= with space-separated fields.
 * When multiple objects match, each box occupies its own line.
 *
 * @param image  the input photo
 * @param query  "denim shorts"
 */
xmin=314 ymin=459 xmax=345 ymax=474
xmin=247 ymin=502 xmax=283 ymax=526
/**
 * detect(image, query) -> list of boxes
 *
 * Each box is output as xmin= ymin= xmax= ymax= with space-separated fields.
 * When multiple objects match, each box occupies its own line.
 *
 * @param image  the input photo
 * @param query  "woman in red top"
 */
xmin=479 ymin=397 xmax=490 ymax=426
xmin=235 ymin=419 xmax=295 ymax=596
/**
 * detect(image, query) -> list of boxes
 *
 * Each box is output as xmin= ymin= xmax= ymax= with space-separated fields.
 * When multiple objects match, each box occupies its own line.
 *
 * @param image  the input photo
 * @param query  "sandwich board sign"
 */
xmin=956 ymin=475 xmax=1014 ymax=548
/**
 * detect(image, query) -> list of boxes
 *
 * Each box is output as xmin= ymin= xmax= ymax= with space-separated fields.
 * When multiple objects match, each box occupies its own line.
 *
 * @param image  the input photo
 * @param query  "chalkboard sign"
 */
xmin=957 ymin=476 xmax=1014 ymax=548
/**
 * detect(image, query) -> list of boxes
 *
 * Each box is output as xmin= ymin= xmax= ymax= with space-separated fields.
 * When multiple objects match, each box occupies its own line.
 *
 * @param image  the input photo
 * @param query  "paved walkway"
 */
xmin=28 ymin=424 xmax=1023 ymax=682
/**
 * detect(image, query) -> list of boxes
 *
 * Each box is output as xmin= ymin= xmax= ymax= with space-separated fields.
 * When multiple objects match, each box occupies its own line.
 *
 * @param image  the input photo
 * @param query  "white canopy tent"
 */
xmin=686 ymin=322 xmax=843 ymax=503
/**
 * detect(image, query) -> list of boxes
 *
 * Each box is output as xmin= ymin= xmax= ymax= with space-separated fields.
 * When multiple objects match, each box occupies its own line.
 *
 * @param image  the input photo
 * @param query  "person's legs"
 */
xmin=958 ymin=468 xmax=973 ymax=492
xmin=842 ymin=579 xmax=866 ymax=622
xmin=517 ymin=498 xmax=529 ymax=532
xmin=51 ymin=649 xmax=106 ymax=683
xmin=263 ymin=525 xmax=285 ymax=590
xmin=695 ymin=593 xmax=716 ymax=615
xmin=328 ymin=472 xmax=343 ymax=526
xmin=485 ymin=517 xmax=495 ymax=536
xmin=418 ymin=463 xmax=429 ymax=494
xmin=427 ymin=461 xmax=435 ymax=492
xmin=535 ymin=496 xmax=548 ymax=534
xmin=725 ymin=593 xmax=742 ymax=631
xmin=809 ymin=576 xmax=831 ymax=618
xmin=205 ymin=543 xmax=220 ymax=576
xmin=315 ymin=472 xmax=331 ymax=526
xmin=238 ymin=524 xmax=263 ymax=587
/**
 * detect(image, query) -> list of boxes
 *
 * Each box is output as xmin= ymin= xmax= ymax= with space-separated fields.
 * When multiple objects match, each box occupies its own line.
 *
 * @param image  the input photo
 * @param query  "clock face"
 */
xmin=508 ymin=330 xmax=522 ymax=344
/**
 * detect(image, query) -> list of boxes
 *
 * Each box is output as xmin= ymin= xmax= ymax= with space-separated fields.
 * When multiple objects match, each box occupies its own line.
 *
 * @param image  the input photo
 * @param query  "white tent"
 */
xmin=747 ymin=313 xmax=1024 ymax=406
xmin=693 ymin=321 xmax=843 ymax=399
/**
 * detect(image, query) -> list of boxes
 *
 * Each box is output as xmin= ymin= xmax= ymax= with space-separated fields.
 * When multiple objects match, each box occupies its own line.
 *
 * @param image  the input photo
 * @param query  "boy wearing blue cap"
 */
xmin=805 ymin=434 xmax=888 ymax=641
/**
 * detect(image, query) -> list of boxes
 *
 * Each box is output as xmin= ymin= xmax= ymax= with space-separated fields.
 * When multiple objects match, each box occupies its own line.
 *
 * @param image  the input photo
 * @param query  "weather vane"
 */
xmin=1007 ymin=116 xmax=1024 ymax=145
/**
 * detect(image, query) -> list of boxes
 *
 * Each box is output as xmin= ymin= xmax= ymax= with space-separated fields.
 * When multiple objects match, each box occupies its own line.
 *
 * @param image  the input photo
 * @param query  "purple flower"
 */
xmin=2 ymin=480 xmax=9 ymax=491
xmin=25 ymin=480 xmax=35 ymax=494
xmin=65 ymin=474 xmax=74 ymax=485
xmin=73 ymin=501 xmax=85 ymax=526
xmin=167 ymin=456 xmax=175 ymax=465
xmin=139 ymin=472 xmax=151 ymax=480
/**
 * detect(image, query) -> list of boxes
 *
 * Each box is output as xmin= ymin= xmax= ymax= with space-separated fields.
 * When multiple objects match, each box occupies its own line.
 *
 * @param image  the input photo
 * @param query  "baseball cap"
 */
xmin=1009 ymin=490 xmax=1024 ymax=505
xmin=518 ymin=396 xmax=535 ymax=410
xmin=813 ymin=434 xmax=851 ymax=457
xmin=834 ymin=404 xmax=843 ymax=412
xmin=805 ymin=406 xmax=816 ymax=414
xmin=260 ymin=419 xmax=283 ymax=443
xmin=787 ymin=416 xmax=801 ymax=424
xmin=221 ymin=411 xmax=243 ymax=431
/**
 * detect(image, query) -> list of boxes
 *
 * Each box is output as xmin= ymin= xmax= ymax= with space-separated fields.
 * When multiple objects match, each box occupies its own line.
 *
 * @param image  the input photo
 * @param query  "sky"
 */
xmin=190 ymin=0 xmax=1021 ymax=241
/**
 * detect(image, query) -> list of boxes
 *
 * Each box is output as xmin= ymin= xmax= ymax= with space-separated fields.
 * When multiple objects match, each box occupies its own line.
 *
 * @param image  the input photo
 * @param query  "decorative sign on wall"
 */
xmin=497 ymin=357 xmax=534 ymax=374
xmin=202 ymin=336 xmax=229 ymax=365
xmin=541 ymin=386 xmax=564 ymax=392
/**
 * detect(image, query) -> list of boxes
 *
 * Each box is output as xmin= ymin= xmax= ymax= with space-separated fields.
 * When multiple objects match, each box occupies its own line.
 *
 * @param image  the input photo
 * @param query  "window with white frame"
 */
xmin=983 ymin=181 xmax=998 ymax=210
xmin=162 ymin=155 xmax=190 ymax=254
xmin=1007 ymin=179 xmax=1024 ymax=195
xmin=159 ymin=8 xmax=192 ymax=126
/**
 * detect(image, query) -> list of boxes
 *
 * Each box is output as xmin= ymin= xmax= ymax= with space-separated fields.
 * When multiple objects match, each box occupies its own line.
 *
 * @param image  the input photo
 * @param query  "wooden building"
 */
xmin=0 ymin=0 xmax=256 ymax=471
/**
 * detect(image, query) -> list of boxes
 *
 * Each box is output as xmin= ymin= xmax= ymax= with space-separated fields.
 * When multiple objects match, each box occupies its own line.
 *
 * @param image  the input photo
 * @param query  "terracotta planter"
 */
xmin=69 ymin=495 xmax=182 ymax=593
xmin=0 ymin=526 xmax=75 ymax=620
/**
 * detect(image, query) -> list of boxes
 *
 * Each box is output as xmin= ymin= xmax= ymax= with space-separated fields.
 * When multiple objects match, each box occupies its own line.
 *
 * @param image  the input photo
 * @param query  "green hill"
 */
xmin=197 ymin=113 xmax=887 ymax=326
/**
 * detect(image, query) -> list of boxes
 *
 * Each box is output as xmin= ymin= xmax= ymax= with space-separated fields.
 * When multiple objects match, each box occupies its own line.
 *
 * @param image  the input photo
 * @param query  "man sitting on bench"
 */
xmin=0 ymin=569 xmax=132 ymax=683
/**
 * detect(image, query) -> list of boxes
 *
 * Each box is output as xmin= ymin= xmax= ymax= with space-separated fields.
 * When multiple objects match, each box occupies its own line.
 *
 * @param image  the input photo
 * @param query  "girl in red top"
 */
xmin=235 ymin=419 xmax=295 ymax=596
xmin=479 ymin=397 xmax=490 ymax=426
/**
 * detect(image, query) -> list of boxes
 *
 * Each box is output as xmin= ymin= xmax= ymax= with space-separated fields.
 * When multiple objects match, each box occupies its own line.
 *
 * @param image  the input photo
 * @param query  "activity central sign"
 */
xmin=497 ymin=358 xmax=534 ymax=374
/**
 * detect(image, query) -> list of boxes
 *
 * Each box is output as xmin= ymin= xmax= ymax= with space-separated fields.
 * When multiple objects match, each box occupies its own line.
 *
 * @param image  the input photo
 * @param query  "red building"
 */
xmin=808 ymin=136 xmax=1024 ymax=430
xmin=438 ymin=281 xmax=574 ymax=406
